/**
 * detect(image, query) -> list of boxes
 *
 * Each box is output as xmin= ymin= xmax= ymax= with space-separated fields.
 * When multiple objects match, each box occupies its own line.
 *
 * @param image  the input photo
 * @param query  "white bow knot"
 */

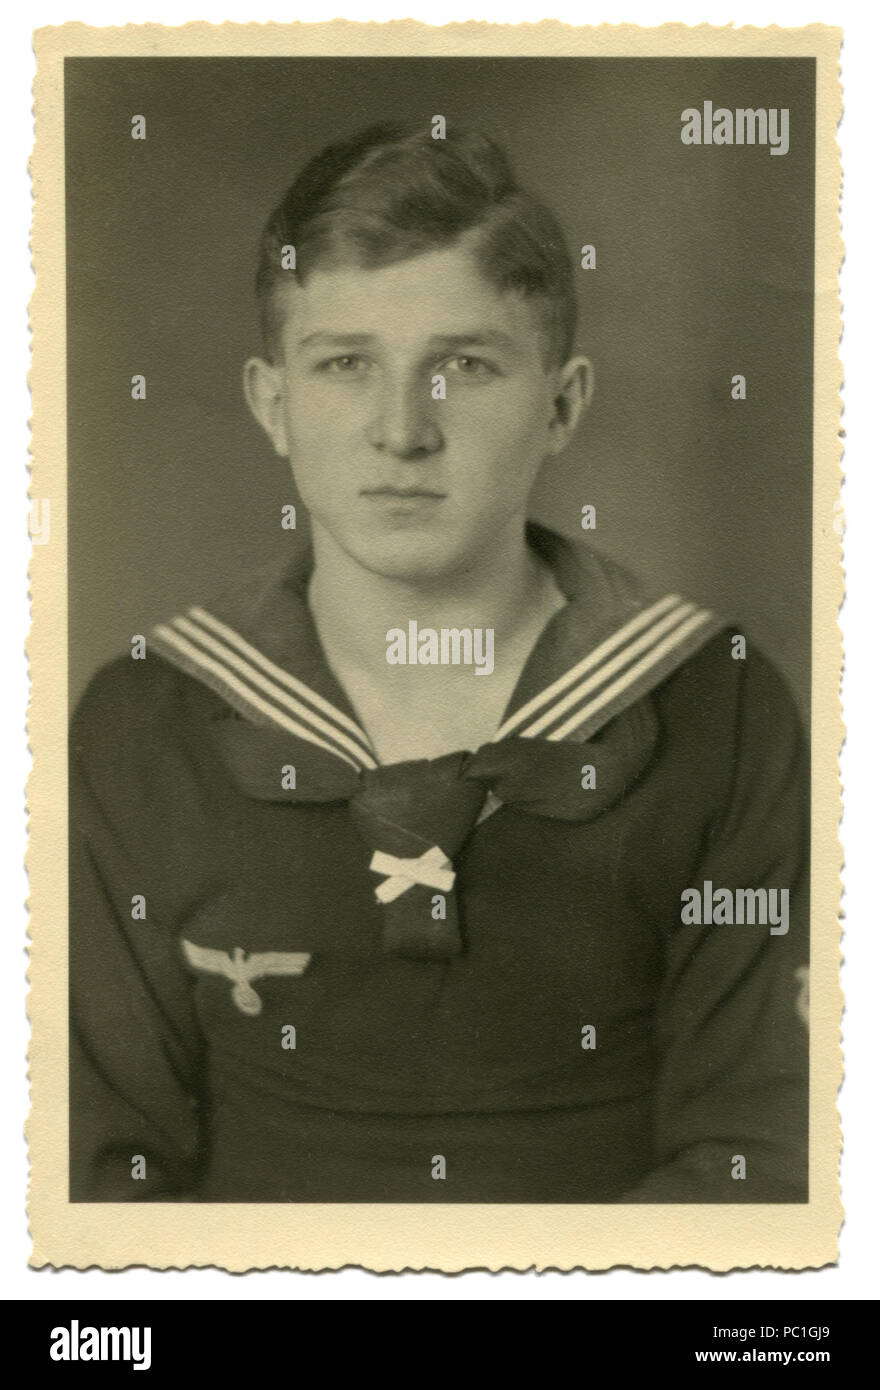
xmin=369 ymin=845 xmax=456 ymax=904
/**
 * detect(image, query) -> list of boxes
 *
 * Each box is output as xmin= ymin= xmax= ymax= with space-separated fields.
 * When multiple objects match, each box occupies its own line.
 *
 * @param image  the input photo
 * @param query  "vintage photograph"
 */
xmin=29 ymin=21 xmax=842 ymax=1270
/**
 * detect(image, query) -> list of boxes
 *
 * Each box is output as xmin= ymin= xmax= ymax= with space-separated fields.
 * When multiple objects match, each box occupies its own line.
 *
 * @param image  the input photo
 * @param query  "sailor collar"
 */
xmin=151 ymin=522 xmax=724 ymax=775
xmin=152 ymin=523 xmax=725 ymax=964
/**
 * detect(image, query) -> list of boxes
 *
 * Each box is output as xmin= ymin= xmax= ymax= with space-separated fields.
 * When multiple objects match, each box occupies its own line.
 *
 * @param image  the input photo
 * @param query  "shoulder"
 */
xmin=529 ymin=522 xmax=803 ymax=736
xmin=658 ymin=624 xmax=803 ymax=730
xmin=652 ymin=624 xmax=807 ymax=824
xmin=71 ymin=559 xmax=291 ymax=749
xmin=69 ymin=645 xmax=230 ymax=806
xmin=71 ymin=647 xmax=199 ymax=741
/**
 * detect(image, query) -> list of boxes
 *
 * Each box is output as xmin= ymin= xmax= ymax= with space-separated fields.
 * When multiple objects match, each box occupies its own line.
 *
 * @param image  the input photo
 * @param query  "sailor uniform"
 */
xmin=69 ymin=524 xmax=809 ymax=1203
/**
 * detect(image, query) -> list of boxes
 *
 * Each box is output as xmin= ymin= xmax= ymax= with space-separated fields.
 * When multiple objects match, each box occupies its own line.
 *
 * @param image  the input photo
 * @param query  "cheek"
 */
xmin=281 ymin=392 xmax=354 ymax=475
xmin=461 ymin=376 xmax=547 ymax=432
xmin=449 ymin=385 xmax=549 ymax=470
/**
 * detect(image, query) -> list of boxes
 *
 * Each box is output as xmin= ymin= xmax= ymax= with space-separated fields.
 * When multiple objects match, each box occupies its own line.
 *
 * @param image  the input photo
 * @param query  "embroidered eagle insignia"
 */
xmin=181 ymin=940 xmax=311 ymax=1015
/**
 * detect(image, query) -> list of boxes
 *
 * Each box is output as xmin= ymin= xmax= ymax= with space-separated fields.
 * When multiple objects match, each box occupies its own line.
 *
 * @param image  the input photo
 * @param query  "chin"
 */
xmin=353 ymin=528 xmax=471 ymax=584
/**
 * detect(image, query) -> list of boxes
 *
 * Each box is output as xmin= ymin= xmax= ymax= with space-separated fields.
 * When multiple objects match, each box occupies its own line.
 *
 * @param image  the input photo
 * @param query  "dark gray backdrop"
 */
xmin=65 ymin=57 xmax=815 ymax=720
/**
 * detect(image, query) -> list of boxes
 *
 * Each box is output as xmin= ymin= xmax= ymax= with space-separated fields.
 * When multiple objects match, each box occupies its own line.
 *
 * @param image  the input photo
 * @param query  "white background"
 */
xmin=3 ymin=1 xmax=876 ymax=1301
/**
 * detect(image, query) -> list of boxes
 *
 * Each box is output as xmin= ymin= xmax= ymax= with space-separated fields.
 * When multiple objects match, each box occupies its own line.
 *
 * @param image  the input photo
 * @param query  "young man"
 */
xmin=69 ymin=123 xmax=809 ymax=1203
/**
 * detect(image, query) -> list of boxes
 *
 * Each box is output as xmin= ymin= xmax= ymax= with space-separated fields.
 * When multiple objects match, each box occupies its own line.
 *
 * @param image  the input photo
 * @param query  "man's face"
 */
xmin=252 ymin=242 xmax=574 ymax=584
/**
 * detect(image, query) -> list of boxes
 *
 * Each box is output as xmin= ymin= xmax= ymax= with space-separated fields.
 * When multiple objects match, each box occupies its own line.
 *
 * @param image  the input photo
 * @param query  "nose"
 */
xmin=365 ymin=379 xmax=443 ymax=459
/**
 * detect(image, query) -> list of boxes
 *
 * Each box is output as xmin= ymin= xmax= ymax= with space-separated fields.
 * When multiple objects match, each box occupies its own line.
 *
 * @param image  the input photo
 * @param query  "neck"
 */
xmin=308 ymin=520 xmax=556 ymax=678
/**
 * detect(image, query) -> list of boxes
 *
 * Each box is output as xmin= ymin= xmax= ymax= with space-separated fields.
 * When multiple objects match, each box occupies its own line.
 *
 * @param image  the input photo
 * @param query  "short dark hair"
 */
xmin=255 ymin=122 xmax=578 ymax=368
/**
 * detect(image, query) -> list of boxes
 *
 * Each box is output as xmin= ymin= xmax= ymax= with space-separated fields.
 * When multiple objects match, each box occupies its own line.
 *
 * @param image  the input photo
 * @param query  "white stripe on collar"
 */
xmin=474 ymin=596 xmax=721 ymax=828
xmin=152 ymin=610 xmax=377 ymax=772
xmin=495 ymin=593 xmax=685 ymax=741
xmin=189 ymin=606 xmax=371 ymax=747
xmin=152 ymin=592 xmax=720 ymax=774
xmin=502 ymin=598 xmax=717 ymax=743
xmin=537 ymin=605 xmax=718 ymax=742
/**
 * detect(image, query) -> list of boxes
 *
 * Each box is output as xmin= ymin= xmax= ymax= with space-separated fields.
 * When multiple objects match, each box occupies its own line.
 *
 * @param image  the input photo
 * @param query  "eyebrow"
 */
xmin=296 ymin=330 xmax=521 ymax=352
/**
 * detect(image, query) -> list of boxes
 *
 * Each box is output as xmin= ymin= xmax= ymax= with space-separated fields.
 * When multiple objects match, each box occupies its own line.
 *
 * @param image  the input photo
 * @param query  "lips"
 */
xmin=361 ymin=487 xmax=446 ymax=500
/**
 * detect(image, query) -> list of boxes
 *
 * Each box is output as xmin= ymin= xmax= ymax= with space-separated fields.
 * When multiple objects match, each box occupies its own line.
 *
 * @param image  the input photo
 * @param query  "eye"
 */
xmin=318 ymin=355 xmax=369 ymax=374
xmin=442 ymin=355 xmax=495 ymax=377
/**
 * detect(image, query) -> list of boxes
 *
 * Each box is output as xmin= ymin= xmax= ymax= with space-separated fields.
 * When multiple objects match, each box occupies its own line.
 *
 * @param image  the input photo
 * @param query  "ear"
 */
xmin=243 ymin=356 xmax=289 ymax=457
xmin=545 ymin=355 xmax=594 ymax=457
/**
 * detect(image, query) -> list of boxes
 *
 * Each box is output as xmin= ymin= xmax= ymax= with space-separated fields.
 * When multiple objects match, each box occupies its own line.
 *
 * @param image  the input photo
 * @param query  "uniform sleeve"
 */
xmin=620 ymin=642 xmax=810 ymax=1202
xmin=69 ymin=662 xmax=208 ymax=1200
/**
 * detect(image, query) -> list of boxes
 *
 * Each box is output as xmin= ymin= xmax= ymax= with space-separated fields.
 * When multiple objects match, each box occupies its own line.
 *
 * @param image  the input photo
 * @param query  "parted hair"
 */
xmin=255 ymin=122 xmax=578 ymax=368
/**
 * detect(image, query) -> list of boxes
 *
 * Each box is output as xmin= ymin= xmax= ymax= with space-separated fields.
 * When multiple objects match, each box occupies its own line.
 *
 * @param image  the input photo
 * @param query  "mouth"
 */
xmin=360 ymin=486 xmax=447 ymax=501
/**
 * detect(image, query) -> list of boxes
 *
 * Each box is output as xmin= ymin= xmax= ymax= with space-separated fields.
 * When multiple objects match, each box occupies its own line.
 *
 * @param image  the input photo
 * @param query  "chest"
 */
xmin=127 ymin=706 xmax=718 ymax=1115
xmin=164 ymin=784 xmax=685 ymax=1031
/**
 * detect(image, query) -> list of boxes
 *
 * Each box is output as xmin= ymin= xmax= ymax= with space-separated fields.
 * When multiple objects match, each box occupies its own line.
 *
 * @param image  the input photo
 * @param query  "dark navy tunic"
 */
xmin=69 ymin=526 xmax=809 ymax=1203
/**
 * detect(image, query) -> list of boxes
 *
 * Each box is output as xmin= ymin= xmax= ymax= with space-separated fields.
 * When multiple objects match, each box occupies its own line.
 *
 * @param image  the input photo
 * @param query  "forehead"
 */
xmin=274 ymin=242 xmax=548 ymax=361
